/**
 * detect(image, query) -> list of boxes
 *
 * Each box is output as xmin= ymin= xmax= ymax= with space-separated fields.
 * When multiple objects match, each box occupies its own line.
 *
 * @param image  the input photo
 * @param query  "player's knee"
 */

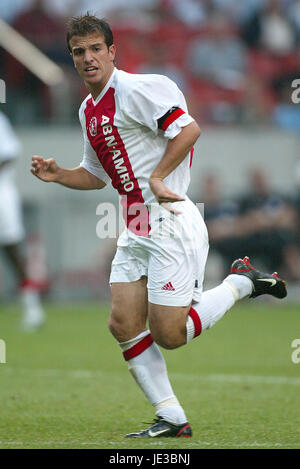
xmin=108 ymin=308 xmax=126 ymax=341
xmin=151 ymin=331 xmax=182 ymax=350
xmin=108 ymin=307 xmax=146 ymax=343
xmin=108 ymin=314 xmax=119 ymax=339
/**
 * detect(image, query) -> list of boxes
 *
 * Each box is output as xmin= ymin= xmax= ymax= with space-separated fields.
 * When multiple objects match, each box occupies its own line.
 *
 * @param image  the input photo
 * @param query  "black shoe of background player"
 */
xmin=230 ymin=256 xmax=287 ymax=299
xmin=125 ymin=417 xmax=192 ymax=438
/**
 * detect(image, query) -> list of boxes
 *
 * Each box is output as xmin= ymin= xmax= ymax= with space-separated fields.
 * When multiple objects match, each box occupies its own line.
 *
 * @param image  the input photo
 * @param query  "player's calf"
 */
xmin=148 ymin=303 xmax=191 ymax=350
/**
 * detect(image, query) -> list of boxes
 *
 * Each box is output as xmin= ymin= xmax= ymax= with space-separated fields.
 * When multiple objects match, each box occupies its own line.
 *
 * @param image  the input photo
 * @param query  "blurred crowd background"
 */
xmin=0 ymin=0 xmax=300 ymax=301
xmin=2 ymin=0 xmax=300 ymax=128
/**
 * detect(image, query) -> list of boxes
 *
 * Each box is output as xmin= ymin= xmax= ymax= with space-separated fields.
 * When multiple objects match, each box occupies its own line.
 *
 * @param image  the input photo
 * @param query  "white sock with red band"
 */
xmin=186 ymin=276 xmax=252 ymax=342
xmin=119 ymin=330 xmax=187 ymax=425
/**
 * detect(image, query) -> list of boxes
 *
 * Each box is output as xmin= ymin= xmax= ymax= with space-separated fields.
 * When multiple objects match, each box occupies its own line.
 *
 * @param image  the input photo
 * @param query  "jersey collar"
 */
xmin=92 ymin=67 xmax=117 ymax=106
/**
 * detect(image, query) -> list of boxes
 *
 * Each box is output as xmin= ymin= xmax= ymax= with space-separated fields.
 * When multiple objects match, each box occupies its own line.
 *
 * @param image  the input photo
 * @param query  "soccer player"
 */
xmin=0 ymin=111 xmax=46 ymax=331
xmin=31 ymin=14 xmax=287 ymax=438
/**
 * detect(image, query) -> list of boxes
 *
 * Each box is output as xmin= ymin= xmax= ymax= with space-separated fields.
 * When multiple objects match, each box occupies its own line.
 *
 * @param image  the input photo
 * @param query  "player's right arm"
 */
xmin=31 ymin=155 xmax=106 ymax=190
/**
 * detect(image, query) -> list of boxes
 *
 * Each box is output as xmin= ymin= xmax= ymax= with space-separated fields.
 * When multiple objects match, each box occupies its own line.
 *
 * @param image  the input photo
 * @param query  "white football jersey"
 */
xmin=0 ymin=111 xmax=21 ymax=163
xmin=0 ymin=112 xmax=24 ymax=244
xmin=79 ymin=68 xmax=195 ymax=235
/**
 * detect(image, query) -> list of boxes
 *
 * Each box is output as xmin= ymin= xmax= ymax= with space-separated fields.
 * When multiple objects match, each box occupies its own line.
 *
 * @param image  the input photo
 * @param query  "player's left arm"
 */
xmin=149 ymin=121 xmax=201 ymax=204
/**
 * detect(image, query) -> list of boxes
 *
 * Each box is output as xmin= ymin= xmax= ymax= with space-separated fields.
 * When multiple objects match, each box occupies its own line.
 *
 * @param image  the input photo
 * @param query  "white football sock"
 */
xmin=186 ymin=281 xmax=238 ymax=341
xmin=20 ymin=287 xmax=45 ymax=330
xmin=120 ymin=330 xmax=187 ymax=424
xmin=224 ymin=274 xmax=253 ymax=300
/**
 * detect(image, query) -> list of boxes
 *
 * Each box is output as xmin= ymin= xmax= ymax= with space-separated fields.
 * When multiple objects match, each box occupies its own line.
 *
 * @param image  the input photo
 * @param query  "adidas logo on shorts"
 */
xmin=161 ymin=282 xmax=175 ymax=291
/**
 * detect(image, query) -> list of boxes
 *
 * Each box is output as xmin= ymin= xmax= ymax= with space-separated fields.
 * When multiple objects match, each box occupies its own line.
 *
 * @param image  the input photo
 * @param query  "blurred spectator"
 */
xmin=0 ymin=0 xmax=32 ymax=24
xmin=186 ymin=16 xmax=247 ymax=89
xmin=242 ymin=0 xmax=298 ymax=55
xmin=1 ymin=0 xmax=299 ymax=129
xmin=239 ymin=73 xmax=276 ymax=125
xmin=185 ymin=14 xmax=247 ymax=124
xmin=237 ymin=167 xmax=298 ymax=272
xmin=136 ymin=42 xmax=188 ymax=92
xmin=201 ymin=173 xmax=241 ymax=242
xmin=280 ymin=159 xmax=300 ymax=281
xmin=3 ymin=0 xmax=74 ymax=123
xmin=42 ymin=0 xmax=77 ymax=20
xmin=199 ymin=174 xmax=247 ymax=274
xmin=287 ymin=0 xmax=300 ymax=35
xmin=294 ymin=160 xmax=300 ymax=213
xmin=74 ymin=0 xmax=160 ymax=28
xmin=199 ymin=169 xmax=299 ymax=278
xmin=163 ymin=0 xmax=208 ymax=27
xmin=213 ymin=0 xmax=267 ymax=26
xmin=11 ymin=0 xmax=67 ymax=63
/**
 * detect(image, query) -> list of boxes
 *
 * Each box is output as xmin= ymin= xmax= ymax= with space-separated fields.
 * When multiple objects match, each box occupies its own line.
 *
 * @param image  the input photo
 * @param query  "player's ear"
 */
xmin=109 ymin=44 xmax=116 ymax=62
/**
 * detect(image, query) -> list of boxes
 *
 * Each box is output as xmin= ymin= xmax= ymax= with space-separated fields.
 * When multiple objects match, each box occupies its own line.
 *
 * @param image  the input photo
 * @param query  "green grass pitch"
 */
xmin=0 ymin=300 xmax=299 ymax=449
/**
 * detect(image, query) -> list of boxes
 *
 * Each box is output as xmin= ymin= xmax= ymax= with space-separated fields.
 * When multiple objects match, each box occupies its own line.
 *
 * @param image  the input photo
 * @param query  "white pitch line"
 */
xmin=0 ymin=440 xmax=299 ymax=448
xmin=1 ymin=367 xmax=300 ymax=386
xmin=173 ymin=372 xmax=300 ymax=386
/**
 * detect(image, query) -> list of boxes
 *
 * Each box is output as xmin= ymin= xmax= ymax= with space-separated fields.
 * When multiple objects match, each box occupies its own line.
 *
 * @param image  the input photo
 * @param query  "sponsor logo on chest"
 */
xmin=89 ymin=113 xmax=134 ymax=193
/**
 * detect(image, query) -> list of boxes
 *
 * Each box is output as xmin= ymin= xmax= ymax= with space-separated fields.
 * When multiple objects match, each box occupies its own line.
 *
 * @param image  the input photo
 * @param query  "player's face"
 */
xmin=70 ymin=33 xmax=116 ymax=97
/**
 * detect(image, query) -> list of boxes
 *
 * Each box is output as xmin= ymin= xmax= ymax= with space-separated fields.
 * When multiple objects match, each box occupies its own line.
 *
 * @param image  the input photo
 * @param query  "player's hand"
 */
xmin=30 ymin=155 xmax=60 ymax=182
xmin=149 ymin=176 xmax=184 ymax=214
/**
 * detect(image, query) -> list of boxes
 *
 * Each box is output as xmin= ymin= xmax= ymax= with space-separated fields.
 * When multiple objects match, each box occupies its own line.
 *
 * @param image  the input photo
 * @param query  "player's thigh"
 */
xmin=146 ymin=238 xmax=207 ymax=347
xmin=109 ymin=277 xmax=148 ymax=342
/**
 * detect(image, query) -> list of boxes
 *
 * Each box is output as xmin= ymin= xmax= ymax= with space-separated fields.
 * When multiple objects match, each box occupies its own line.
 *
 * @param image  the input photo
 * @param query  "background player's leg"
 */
xmin=2 ymin=243 xmax=27 ymax=281
xmin=2 ymin=242 xmax=46 ymax=331
xmin=0 ymin=172 xmax=45 ymax=330
xmin=109 ymin=278 xmax=188 ymax=424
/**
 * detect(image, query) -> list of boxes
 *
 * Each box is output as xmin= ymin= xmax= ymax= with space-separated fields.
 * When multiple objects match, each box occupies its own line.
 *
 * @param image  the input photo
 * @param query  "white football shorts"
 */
xmin=109 ymin=198 xmax=209 ymax=306
xmin=0 ymin=169 xmax=25 ymax=245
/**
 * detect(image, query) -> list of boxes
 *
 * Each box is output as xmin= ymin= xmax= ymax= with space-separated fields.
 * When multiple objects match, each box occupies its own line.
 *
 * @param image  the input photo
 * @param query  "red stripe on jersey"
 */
xmin=188 ymin=307 xmax=202 ymax=338
xmin=189 ymin=147 xmax=194 ymax=168
xmin=161 ymin=108 xmax=185 ymax=131
xmin=123 ymin=334 xmax=154 ymax=361
xmin=84 ymin=89 xmax=150 ymax=236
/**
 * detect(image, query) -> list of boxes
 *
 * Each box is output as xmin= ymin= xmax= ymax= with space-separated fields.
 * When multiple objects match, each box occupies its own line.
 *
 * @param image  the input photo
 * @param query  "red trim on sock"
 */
xmin=123 ymin=334 xmax=154 ymax=361
xmin=20 ymin=279 xmax=40 ymax=291
xmin=189 ymin=307 xmax=202 ymax=338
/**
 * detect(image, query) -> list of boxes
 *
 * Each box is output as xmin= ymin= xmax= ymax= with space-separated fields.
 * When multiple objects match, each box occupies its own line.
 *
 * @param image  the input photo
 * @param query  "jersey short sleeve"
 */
xmin=126 ymin=75 xmax=194 ymax=138
xmin=78 ymin=102 xmax=110 ymax=185
xmin=0 ymin=112 xmax=21 ymax=162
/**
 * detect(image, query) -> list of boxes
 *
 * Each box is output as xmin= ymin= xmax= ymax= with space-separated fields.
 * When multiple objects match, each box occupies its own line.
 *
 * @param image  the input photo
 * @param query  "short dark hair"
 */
xmin=66 ymin=13 xmax=114 ymax=53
